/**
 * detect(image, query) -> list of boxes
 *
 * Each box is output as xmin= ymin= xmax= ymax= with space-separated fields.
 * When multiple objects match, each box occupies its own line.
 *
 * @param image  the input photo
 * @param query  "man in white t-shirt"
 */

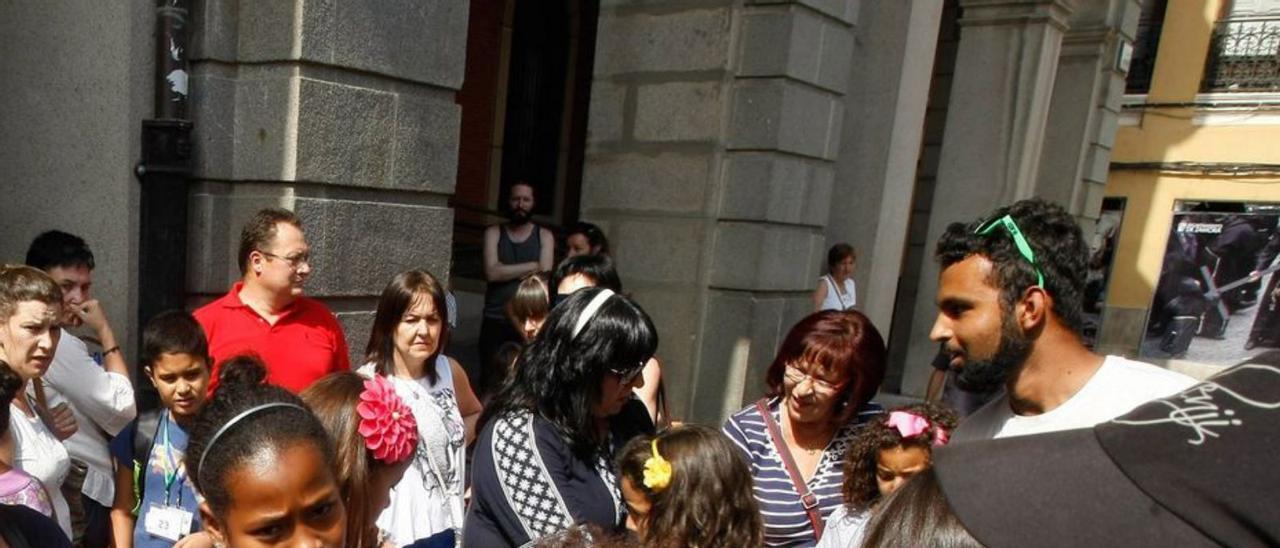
xmin=26 ymin=230 xmax=136 ymax=546
xmin=927 ymin=199 xmax=1196 ymax=442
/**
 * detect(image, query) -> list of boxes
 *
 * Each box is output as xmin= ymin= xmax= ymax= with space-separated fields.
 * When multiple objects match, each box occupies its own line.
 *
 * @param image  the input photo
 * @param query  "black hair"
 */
xmin=140 ymin=310 xmax=209 ymax=368
xmin=186 ymin=355 xmax=335 ymax=517
xmin=480 ymin=287 xmax=658 ymax=462
xmin=0 ymin=361 xmax=21 ymax=439
xmin=860 ymin=470 xmax=981 ymax=548
xmin=25 ymin=230 xmax=95 ymax=272
xmin=553 ymin=254 xmax=623 ymax=294
xmin=935 ymin=198 xmax=1089 ymax=335
xmin=565 ymin=222 xmax=610 ymax=255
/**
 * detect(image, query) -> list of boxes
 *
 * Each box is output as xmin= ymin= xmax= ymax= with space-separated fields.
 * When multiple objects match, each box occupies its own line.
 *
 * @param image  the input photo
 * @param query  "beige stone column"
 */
xmin=583 ymin=0 xmax=861 ymax=422
xmin=899 ymin=0 xmax=1076 ymax=396
xmin=1036 ymin=0 xmax=1142 ymax=223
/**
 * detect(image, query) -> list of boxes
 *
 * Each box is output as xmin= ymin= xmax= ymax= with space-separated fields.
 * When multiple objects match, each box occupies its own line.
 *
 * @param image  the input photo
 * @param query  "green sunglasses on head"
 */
xmin=974 ymin=214 xmax=1046 ymax=287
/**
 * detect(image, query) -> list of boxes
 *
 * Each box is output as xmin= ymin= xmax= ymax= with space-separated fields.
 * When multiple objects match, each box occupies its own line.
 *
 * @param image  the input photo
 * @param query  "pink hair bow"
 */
xmin=887 ymin=411 xmax=949 ymax=446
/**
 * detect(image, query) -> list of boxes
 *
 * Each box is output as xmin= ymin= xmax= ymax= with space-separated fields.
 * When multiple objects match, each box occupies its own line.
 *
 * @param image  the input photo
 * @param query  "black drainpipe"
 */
xmin=135 ymin=0 xmax=193 ymax=404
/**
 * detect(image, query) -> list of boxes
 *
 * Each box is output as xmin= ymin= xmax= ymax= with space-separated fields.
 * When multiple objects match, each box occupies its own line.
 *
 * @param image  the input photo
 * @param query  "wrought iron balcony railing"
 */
xmin=1202 ymin=16 xmax=1280 ymax=92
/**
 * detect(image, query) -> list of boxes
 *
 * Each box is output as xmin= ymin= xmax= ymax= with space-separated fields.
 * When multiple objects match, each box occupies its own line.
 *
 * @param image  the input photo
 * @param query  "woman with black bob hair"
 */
xmin=464 ymin=287 xmax=658 ymax=547
xmin=553 ymin=255 xmax=667 ymax=425
xmin=187 ymin=356 xmax=346 ymax=547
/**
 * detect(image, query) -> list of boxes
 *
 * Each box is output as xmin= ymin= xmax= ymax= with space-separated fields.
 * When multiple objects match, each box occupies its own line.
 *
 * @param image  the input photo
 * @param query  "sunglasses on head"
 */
xmin=974 ymin=214 xmax=1045 ymax=287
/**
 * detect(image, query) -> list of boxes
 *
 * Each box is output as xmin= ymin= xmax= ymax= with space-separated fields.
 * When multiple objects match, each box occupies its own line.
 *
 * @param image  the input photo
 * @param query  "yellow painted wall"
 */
xmin=1145 ymin=0 xmax=1220 ymax=103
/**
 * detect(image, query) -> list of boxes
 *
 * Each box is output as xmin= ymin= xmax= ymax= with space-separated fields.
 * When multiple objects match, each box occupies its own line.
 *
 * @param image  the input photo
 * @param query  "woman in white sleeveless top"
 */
xmin=1 ymin=266 xmax=72 ymax=539
xmin=814 ymin=243 xmax=858 ymax=311
xmin=357 ymin=270 xmax=483 ymax=547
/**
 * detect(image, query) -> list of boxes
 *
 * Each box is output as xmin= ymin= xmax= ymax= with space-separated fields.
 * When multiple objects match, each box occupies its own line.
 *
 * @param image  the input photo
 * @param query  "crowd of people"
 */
xmin=1 ymin=188 xmax=1275 ymax=547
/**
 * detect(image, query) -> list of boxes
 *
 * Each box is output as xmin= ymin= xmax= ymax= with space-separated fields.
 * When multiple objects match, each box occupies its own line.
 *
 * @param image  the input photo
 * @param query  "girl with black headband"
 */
xmin=185 ymin=356 xmax=345 ymax=547
xmin=464 ymin=287 xmax=658 ymax=547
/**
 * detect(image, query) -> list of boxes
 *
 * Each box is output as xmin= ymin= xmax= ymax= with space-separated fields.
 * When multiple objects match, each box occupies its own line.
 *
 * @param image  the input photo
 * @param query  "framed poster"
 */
xmin=1141 ymin=201 xmax=1280 ymax=366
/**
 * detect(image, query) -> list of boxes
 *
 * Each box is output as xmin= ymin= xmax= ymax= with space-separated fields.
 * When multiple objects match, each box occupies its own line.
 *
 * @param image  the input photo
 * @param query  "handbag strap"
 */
xmin=755 ymin=398 xmax=825 ymax=541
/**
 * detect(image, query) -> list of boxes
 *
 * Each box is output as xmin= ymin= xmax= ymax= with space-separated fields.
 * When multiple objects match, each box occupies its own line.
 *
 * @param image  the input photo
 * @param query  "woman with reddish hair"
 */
xmin=722 ymin=310 xmax=887 ymax=547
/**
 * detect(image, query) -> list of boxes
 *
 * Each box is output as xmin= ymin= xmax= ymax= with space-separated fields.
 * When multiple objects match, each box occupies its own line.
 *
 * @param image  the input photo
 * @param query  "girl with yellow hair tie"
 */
xmin=616 ymin=425 xmax=763 ymax=547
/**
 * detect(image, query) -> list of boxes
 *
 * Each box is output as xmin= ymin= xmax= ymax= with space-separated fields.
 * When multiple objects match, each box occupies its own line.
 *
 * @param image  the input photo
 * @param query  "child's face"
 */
xmin=204 ymin=443 xmax=346 ymax=547
xmin=876 ymin=445 xmax=930 ymax=498
xmin=621 ymin=476 xmax=651 ymax=536
xmin=147 ymin=352 xmax=210 ymax=419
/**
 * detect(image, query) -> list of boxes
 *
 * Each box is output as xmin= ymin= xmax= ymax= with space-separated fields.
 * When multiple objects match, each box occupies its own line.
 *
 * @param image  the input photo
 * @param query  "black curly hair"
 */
xmin=186 ymin=355 xmax=336 ymax=518
xmin=841 ymin=402 xmax=958 ymax=512
xmin=935 ymin=198 xmax=1089 ymax=336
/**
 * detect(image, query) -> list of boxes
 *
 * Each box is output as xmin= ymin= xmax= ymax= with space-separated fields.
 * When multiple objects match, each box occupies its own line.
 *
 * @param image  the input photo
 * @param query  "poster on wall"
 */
xmin=1141 ymin=201 xmax=1280 ymax=366
xmin=1082 ymin=198 xmax=1126 ymax=349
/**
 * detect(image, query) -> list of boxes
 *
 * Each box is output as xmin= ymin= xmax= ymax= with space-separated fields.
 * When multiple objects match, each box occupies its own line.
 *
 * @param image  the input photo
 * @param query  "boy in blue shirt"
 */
xmin=109 ymin=311 xmax=213 ymax=547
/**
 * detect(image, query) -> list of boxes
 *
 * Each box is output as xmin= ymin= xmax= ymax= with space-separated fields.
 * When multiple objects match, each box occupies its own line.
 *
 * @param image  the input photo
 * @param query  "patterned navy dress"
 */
xmin=464 ymin=400 xmax=653 ymax=547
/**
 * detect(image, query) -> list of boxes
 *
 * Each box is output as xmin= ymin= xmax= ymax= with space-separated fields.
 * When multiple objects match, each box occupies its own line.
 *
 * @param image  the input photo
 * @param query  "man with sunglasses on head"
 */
xmin=930 ymin=199 xmax=1195 ymax=442
xmin=194 ymin=208 xmax=350 ymax=393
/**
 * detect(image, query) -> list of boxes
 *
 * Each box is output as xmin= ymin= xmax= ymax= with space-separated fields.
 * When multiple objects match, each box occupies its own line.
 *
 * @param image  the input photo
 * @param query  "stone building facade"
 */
xmin=1 ymin=0 xmax=1143 ymax=423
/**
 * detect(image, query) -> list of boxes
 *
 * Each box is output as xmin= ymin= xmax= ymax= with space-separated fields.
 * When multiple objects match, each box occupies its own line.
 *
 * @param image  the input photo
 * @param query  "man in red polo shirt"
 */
xmin=195 ymin=208 xmax=350 ymax=392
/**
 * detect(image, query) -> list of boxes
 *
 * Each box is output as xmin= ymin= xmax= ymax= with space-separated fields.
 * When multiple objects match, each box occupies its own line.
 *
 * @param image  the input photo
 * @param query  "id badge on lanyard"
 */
xmin=143 ymin=413 xmax=195 ymax=542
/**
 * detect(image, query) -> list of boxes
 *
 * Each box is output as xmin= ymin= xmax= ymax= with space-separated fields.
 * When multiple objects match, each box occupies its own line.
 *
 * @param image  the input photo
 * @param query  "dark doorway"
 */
xmin=449 ymin=0 xmax=599 ymax=375
xmin=452 ymin=0 xmax=598 ymax=280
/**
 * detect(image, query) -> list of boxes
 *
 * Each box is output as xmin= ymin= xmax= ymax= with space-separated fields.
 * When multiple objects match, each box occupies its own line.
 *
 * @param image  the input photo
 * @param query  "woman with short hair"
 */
xmin=723 ymin=310 xmax=886 ymax=547
xmin=465 ymin=287 xmax=658 ymax=547
xmin=0 ymin=265 xmax=73 ymax=539
xmin=814 ymin=244 xmax=858 ymax=312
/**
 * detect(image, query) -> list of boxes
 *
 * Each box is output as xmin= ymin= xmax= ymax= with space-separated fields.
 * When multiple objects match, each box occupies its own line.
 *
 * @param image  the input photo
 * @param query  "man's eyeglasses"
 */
xmin=974 ymin=214 xmax=1045 ymax=287
xmin=610 ymin=362 xmax=646 ymax=385
xmin=258 ymin=250 xmax=311 ymax=269
xmin=783 ymin=363 xmax=845 ymax=394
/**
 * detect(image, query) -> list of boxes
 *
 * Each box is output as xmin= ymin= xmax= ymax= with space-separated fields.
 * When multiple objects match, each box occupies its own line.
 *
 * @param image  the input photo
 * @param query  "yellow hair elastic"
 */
xmin=642 ymin=438 xmax=672 ymax=491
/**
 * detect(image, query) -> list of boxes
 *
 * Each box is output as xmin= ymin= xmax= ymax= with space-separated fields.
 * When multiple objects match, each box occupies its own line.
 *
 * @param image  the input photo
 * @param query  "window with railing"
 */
xmin=1202 ymin=1 xmax=1280 ymax=92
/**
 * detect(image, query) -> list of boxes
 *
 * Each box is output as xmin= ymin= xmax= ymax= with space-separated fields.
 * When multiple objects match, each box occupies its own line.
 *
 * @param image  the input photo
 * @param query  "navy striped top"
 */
xmin=722 ymin=398 xmax=882 ymax=547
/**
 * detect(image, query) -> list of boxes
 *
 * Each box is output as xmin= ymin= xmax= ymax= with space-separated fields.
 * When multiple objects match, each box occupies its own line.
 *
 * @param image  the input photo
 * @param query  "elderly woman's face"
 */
xmin=781 ymin=358 xmax=848 ymax=425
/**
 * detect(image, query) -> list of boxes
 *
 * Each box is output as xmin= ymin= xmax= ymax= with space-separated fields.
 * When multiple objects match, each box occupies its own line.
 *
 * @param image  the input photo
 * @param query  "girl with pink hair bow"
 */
xmin=817 ymin=402 xmax=958 ymax=548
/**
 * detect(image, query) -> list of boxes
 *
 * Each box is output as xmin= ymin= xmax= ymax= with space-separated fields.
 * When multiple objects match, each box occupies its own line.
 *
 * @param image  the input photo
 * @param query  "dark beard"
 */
xmin=954 ymin=314 xmax=1032 ymax=393
xmin=507 ymin=208 xmax=531 ymax=225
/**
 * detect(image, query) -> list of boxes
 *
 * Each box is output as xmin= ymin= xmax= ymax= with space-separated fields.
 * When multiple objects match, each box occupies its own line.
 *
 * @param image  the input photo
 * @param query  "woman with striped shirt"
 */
xmin=723 ymin=310 xmax=886 ymax=547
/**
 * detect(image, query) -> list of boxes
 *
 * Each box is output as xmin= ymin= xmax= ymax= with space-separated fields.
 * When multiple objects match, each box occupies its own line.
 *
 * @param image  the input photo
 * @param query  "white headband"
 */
xmin=572 ymin=289 xmax=615 ymax=339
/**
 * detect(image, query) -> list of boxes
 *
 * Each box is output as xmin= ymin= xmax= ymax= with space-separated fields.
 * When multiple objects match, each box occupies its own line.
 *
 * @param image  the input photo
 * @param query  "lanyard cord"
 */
xmin=157 ymin=412 xmax=185 ymax=507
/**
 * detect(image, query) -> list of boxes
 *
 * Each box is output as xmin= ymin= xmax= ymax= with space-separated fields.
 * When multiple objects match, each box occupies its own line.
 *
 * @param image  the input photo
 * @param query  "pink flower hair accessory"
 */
xmin=887 ymin=410 xmax=949 ymax=447
xmin=356 ymin=375 xmax=418 ymax=464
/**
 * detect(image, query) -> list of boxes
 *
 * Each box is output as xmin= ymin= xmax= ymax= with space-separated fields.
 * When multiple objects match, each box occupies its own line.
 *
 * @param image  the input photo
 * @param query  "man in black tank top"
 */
xmin=479 ymin=181 xmax=554 ymax=396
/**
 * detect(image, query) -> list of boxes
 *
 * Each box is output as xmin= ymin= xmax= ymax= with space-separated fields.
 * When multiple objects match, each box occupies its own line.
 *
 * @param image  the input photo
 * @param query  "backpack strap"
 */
xmin=755 ymin=398 xmax=825 ymax=541
xmin=130 ymin=409 xmax=163 ymax=514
